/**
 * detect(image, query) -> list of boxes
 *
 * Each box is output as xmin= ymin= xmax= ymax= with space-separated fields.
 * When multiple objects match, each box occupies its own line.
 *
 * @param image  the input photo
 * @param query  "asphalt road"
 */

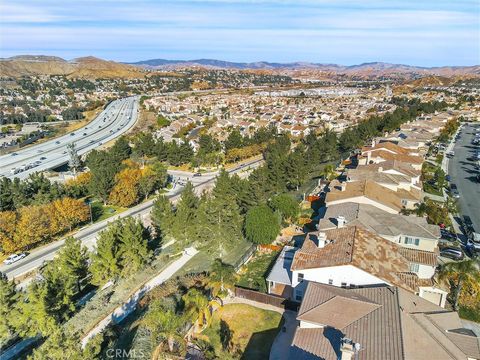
xmin=448 ymin=123 xmax=480 ymax=233
xmin=0 ymin=96 xmax=139 ymax=180
xmin=0 ymin=158 xmax=263 ymax=280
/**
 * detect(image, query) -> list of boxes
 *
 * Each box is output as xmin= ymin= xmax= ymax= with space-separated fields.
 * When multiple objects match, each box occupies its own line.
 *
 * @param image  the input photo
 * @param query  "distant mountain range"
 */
xmin=1 ymin=55 xmax=478 ymax=79
xmin=0 ymin=55 xmax=145 ymax=79
xmin=128 ymin=58 xmax=480 ymax=76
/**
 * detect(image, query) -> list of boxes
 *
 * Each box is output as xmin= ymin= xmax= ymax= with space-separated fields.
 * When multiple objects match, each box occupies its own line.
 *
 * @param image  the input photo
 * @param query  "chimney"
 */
xmin=340 ymin=338 xmax=360 ymax=360
xmin=318 ymin=232 xmax=327 ymax=248
xmin=340 ymin=182 xmax=347 ymax=192
xmin=337 ymin=215 xmax=346 ymax=228
xmin=378 ymin=166 xmax=383 ymax=173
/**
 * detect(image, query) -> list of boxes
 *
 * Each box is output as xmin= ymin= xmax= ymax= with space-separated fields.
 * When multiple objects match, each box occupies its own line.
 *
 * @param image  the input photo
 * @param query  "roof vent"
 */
xmin=340 ymin=338 xmax=361 ymax=360
xmin=337 ymin=216 xmax=346 ymax=228
xmin=318 ymin=232 xmax=328 ymax=248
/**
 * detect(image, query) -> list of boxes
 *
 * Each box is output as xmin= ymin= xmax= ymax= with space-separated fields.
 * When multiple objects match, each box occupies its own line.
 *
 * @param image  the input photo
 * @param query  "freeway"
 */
xmin=0 ymin=96 xmax=139 ymax=180
xmin=448 ymin=123 xmax=480 ymax=233
xmin=0 ymin=158 xmax=263 ymax=280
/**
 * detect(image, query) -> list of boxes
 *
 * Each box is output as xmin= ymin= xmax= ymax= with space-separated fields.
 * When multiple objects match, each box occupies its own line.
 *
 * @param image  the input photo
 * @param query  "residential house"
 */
xmin=325 ymin=179 xmax=422 ymax=214
xmin=267 ymin=226 xmax=447 ymax=307
xmin=317 ymin=202 xmax=440 ymax=252
xmin=289 ymin=282 xmax=480 ymax=360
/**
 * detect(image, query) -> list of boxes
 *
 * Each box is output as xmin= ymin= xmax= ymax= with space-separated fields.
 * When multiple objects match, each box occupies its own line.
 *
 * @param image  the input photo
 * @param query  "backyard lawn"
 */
xmin=200 ymin=303 xmax=283 ymax=360
xmin=237 ymin=250 xmax=279 ymax=293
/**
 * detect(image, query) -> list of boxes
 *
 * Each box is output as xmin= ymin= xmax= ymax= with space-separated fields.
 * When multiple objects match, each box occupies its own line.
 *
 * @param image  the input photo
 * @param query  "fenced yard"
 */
xmin=234 ymin=286 xmax=300 ymax=311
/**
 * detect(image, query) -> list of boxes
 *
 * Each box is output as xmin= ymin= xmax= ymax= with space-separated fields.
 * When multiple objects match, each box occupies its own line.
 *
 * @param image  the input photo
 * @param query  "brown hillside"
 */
xmin=0 ymin=55 xmax=145 ymax=79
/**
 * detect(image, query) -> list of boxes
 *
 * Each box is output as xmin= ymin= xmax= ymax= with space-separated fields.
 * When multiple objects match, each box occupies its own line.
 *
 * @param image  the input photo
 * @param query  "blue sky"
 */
xmin=0 ymin=0 xmax=479 ymax=66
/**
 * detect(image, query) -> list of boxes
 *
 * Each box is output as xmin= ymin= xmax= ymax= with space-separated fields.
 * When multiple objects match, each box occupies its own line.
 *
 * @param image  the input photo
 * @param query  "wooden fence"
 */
xmin=234 ymin=286 xmax=299 ymax=311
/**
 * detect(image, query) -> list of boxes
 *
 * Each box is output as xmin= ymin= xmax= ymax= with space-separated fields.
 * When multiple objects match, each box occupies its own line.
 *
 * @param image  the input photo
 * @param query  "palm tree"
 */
xmin=182 ymin=288 xmax=218 ymax=330
xmin=439 ymin=259 xmax=480 ymax=310
xmin=142 ymin=300 xmax=185 ymax=354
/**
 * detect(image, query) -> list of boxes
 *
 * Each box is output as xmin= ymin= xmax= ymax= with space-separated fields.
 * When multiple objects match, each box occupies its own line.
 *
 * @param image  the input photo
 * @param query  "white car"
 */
xmin=3 ymin=253 xmax=27 ymax=265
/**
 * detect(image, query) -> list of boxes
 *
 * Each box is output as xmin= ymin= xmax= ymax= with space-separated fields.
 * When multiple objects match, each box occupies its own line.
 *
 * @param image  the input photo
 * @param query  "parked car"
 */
xmin=445 ymin=175 xmax=451 ymax=182
xmin=449 ymin=183 xmax=460 ymax=198
xmin=462 ymin=215 xmax=475 ymax=235
xmin=3 ymin=253 xmax=27 ymax=265
xmin=440 ymin=247 xmax=464 ymax=261
xmin=193 ymin=173 xmax=202 ymax=177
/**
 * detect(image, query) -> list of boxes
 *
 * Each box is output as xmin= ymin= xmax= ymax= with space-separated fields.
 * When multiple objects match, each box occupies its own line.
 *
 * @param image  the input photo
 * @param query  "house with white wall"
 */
xmin=266 ymin=226 xmax=447 ymax=307
xmin=317 ymin=202 xmax=440 ymax=252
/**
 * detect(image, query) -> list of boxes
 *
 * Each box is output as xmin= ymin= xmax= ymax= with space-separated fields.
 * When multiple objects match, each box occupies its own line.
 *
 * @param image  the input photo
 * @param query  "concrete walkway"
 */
xmin=81 ymin=247 xmax=198 ymax=347
xmin=222 ymin=296 xmax=298 ymax=360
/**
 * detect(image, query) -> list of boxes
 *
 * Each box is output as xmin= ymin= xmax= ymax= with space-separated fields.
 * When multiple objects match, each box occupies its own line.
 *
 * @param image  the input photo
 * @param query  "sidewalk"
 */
xmin=81 ymin=247 xmax=198 ymax=347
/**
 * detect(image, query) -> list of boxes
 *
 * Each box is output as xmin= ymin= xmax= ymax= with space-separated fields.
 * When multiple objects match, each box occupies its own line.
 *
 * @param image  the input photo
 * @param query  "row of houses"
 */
xmin=264 ymin=114 xmax=480 ymax=359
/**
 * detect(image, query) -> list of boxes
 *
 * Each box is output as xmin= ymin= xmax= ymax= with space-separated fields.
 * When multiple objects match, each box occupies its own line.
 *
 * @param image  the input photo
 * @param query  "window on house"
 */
xmin=328 ymin=279 xmax=333 ymax=285
xmin=341 ymin=282 xmax=347 ymax=288
xmin=350 ymin=284 xmax=356 ymax=288
xmin=410 ymin=263 xmax=420 ymax=273
xmin=404 ymin=237 xmax=420 ymax=246
xmin=297 ymin=273 xmax=304 ymax=282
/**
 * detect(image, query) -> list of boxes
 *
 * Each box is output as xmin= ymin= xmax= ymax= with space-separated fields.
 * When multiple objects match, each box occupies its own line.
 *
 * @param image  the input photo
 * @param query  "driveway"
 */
xmin=270 ymin=310 xmax=297 ymax=360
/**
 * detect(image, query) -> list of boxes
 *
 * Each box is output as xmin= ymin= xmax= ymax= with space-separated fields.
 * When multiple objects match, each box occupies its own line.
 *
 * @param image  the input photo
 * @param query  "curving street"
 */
xmin=0 ymin=96 xmax=139 ymax=180
xmin=0 ymin=157 xmax=263 ymax=281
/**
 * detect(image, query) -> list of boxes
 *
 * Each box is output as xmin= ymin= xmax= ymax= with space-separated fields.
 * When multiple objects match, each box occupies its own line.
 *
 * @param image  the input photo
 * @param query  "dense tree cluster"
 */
xmin=0 ymin=197 xmax=89 ymax=253
xmin=90 ymin=217 xmax=152 ymax=285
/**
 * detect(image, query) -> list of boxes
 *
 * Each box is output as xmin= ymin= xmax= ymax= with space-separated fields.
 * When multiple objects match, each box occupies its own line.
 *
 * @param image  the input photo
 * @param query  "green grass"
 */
xmin=200 ymin=303 xmax=283 ymax=360
xmin=90 ymin=202 xmax=127 ymax=222
xmin=237 ymin=251 xmax=279 ymax=293
xmin=178 ymin=238 xmax=252 ymax=276
xmin=459 ymin=306 xmax=480 ymax=323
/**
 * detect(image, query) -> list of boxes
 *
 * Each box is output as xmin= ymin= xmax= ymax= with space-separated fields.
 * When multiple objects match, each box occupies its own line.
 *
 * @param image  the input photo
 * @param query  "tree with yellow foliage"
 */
xmin=49 ymin=197 xmax=89 ymax=233
xmin=0 ymin=211 xmax=17 ymax=253
xmin=14 ymin=205 xmax=51 ymax=250
xmin=109 ymin=167 xmax=143 ymax=207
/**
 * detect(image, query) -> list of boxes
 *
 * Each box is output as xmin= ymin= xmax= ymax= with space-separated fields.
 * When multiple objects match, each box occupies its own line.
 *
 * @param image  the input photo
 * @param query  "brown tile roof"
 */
xmin=398 ymin=247 xmax=439 ymax=266
xmin=290 ymin=283 xmax=405 ymax=360
xmin=361 ymin=141 xmax=411 ymax=155
xmin=369 ymin=149 xmax=424 ymax=165
xmin=325 ymin=180 xmax=421 ymax=213
xmin=290 ymin=282 xmax=480 ymax=360
xmin=290 ymin=226 xmax=421 ymax=292
xmin=355 ymin=160 xmax=421 ymax=177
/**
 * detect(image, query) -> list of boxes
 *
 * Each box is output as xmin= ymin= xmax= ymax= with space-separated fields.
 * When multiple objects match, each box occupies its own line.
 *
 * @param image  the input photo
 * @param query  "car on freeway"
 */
xmin=70 ymin=132 xmax=75 ymax=136
xmin=3 ymin=253 xmax=27 ymax=265
xmin=89 ymin=140 xmax=95 ymax=144
xmin=449 ymin=183 xmax=460 ymax=198
xmin=83 ymin=133 xmax=87 ymax=136
xmin=11 ymin=152 xmax=18 ymax=156
xmin=56 ymin=141 xmax=61 ymax=144
xmin=98 ymin=125 xmax=102 ymax=128
xmin=440 ymin=247 xmax=464 ymax=261
xmin=193 ymin=173 xmax=202 ymax=177
xmin=40 ymin=156 xmax=47 ymax=160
